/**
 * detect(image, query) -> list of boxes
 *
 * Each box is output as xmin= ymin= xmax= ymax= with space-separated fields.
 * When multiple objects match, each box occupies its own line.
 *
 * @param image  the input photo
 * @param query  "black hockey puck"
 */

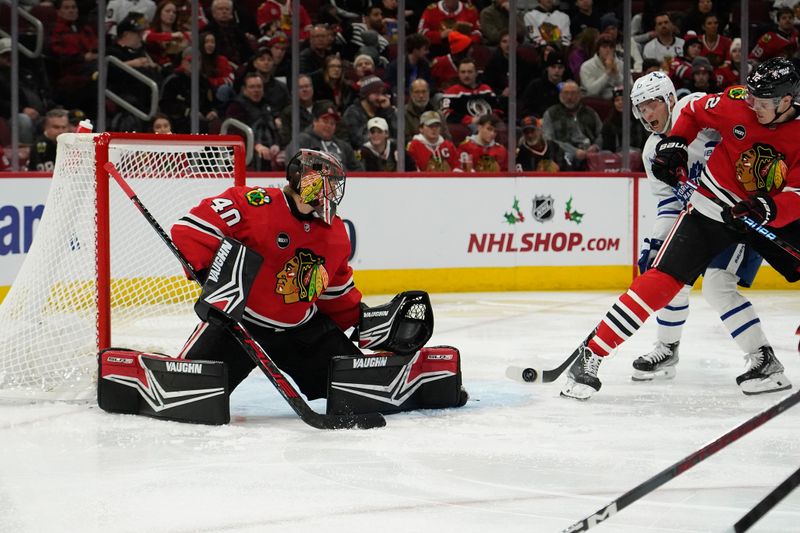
xmin=522 ymin=368 xmax=538 ymax=382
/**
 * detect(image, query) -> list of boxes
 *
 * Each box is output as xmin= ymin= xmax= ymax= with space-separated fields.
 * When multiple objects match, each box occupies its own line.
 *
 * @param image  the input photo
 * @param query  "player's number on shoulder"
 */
xmin=704 ymin=96 xmax=720 ymax=110
xmin=210 ymin=197 xmax=241 ymax=226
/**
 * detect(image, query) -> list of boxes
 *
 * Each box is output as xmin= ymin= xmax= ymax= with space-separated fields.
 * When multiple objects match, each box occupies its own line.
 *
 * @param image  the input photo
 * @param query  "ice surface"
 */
xmin=2 ymin=291 xmax=799 ymax=532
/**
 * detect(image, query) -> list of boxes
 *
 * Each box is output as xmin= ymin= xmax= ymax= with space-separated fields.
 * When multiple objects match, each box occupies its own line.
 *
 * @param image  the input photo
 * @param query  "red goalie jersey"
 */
xmin=671 ymin=86 xmax=800 ymax=227
xmin=171 ymin=186 xmax=362 ymax=331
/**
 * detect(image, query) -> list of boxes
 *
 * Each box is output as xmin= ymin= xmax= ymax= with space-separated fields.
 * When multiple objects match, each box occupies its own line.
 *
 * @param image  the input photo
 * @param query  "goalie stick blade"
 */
xmin=317 ymin=412 xmax=387 ymax=430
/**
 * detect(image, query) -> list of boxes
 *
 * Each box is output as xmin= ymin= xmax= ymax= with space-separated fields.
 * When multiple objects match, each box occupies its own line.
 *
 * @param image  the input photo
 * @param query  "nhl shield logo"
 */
xmin=532 ymin=195 xmax=555 ymax=222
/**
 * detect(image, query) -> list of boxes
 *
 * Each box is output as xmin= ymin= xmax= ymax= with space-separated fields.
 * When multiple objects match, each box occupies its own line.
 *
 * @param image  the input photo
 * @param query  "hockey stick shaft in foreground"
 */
xmin=729 ymin=464 xmax=800 ymax=532
xmin=105 ymin=162 xmax=385 ymax=430
xmin=562 ymin=388 xmax=800 ymax=532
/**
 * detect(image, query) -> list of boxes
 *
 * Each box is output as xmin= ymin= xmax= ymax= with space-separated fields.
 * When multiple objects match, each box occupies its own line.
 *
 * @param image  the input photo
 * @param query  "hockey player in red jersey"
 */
xmin=561 ymin=57 xmax=800 ymax=400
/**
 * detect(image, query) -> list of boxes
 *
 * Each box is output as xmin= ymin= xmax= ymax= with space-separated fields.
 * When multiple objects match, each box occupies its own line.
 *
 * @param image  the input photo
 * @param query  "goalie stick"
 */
xmin=728 ymin=464 xmax=800 ymax=533
xmin=561 ymin=388 xmax=800 ymax=532
xmin=505 ymin=330 xmax=596 ymax=384
xmin=104 ymin=162 xmax=386 ymax=430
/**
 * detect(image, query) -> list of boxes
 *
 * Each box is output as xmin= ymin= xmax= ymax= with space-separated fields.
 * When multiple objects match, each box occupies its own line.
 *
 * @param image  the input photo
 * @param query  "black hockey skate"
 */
xmin=632 ymin=341 xmax=679 ymax=381
xmin=561 ymin=343 xmax=603 ymax=400
xmin=737 ymin=346 xmax=792 ymax=395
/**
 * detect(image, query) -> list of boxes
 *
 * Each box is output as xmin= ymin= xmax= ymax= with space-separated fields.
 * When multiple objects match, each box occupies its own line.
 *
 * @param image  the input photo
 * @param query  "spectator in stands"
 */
xmin=199 ymin=31 xmax=235 ymax=100
xmin=418 ymin=0 xmax=481 ymax=57
xmin=267 ymin=32 xmax=291 ymax=80
xmin=256 ymin=0 xmax=311 ymax=42
xmin=353 ymin=54 xmax=376 ymax=80
xmin=107 ymin=12 xmax=162 ymax=131
xmin=599 ymin=13 xmax=644 ymax=74
xmin=404 ymin=79 xmax=445 ymax=139
xmin=519 ymin=53 xmax=566 ymax=121
xmin=236 ymin=47 xmax=290 ymax=116
xmin=350 ymin=4 xmax=390 ymax=60
xmin=458 ymin=113 xmax=508 ymax=172
xmin=224 ymin=72 xmax=281 ymax=170
xmin=278 ymin=74 xmax=314 ymax=148
xmin=67 ymin=109 xmax=88 ymax=133
xmin=680 ymin=55 xmax=719 ymax=96
xmin=442 ymin=58 xmax=500 ymax=129
xmin=715 ymin=37 xmax=748 ymax=89
xmin=569 ymin=0 xmax=600 ymax=39
xmin=296 ymin=100 xmax=362 ymax=171
xmin=310 ymin=55 xmax=355 ymax=112
xmin=299 ymin=25 xmax=334 ymax=75
xmin=143 ymin=0 xmax=189 ymax=71
xmin=160 ymin=49 xmax=219 ymax=133
xmin=682 ymin=0 xmax=716 ymax=35
xmin=431 ymin=30 xmax=473 ymax=89
xmin=640 ymin=57 xmax=662 ymax=75
xmin=28 ymin=109 xmax=69 ymax=172
xmin=150 ymin=112 xmax=173 ymax=134
xmin=601 ymin=86 xmax=647 ymax=152
xmin=516 ymin=115 xmax=565 ymax=172
xmin=579 ymin=32 xmax=625 ymax=98
xmin=698 ymin=12 xmax=730 ymax=67
xmin=750 ymin=7 xmax=798 ymax=64
xmin=171 ymin=0 xmax=207 ymax=31
xmin=524 ymin=0 xmax=571 ymax=50
xmin=49 ymin=0 xmax=98 ymax=112
xmin=542 ymin=80 xmax=602 ymax=170
xmin=356 ymin=30 xmax=389 ymax=70
xmin=643 ymin=13 xmax=684 ymax=67
xmin=106 ymin=0 xmax=157 ymax=37
xmin=480 ymin=0 xmax=525 ymax=46
xmin=568 ymin=27 xmax=598 ymax=85
xmin=342 ymin=75 xmax=397 ymax=149
xmin=669 ymin=31 xmax=702 ymax=89
xmin=0 ymin=38 xmax=44 ymax=144
xmin=206 ymin=0 xmax=255 ymax=67
xmin=407 ymin=110 xmax=461 ymax=171
xmin=357 ymin=116 xmax=405 ymax=171
xmin=386 ymin=33 xmax=433 ymax=92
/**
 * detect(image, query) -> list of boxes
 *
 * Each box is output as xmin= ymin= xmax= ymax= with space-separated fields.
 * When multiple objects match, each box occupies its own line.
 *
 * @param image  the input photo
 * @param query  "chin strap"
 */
xmin=765 ymin=101 xmax=798 ymax=126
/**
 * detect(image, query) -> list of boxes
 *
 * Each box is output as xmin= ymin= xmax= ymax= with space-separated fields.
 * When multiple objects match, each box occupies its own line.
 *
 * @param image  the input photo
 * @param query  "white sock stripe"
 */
xmin=593 ymin=335 xmax=613 ymax=354
xmin=626 ymin=289 xmax=654 ymax=316
xmin=615 ymin=299 xmax=645 ymax=327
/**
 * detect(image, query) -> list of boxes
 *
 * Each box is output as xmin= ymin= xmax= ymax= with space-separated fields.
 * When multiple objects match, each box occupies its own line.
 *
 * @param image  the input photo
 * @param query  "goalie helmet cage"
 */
xmin=0 ymin=132 xmax=246 ymax=401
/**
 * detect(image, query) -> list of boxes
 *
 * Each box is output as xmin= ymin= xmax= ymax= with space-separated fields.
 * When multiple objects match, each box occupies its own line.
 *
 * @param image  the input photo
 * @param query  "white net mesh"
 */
xmin=0 ymin=133 xmax=243 ymax=400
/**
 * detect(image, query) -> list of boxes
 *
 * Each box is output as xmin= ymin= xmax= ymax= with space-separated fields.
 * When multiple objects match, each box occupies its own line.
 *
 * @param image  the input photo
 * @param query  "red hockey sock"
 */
xmin=588 ymin=269 xmax=685 ymax=356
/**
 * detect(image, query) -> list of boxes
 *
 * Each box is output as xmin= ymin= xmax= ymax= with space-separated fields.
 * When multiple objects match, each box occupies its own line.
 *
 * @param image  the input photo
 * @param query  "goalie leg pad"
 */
xmin=98 ymin=348 xmax=230 ymax=425
xmin=326 ymin=346 xmax=465 ymax=416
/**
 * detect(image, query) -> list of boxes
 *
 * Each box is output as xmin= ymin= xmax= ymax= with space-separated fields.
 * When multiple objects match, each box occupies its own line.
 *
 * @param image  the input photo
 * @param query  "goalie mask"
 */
xmin=286 ymin=149 xmax=346 ymax=225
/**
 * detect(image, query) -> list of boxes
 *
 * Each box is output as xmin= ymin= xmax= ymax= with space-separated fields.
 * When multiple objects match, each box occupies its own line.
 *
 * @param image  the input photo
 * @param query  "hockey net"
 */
xmin=0 ymin=133 xmax=246 ymax=400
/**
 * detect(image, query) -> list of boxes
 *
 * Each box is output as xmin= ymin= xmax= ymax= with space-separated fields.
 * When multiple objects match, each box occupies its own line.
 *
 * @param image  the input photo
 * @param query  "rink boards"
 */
xmin=0 ymin=172 xmax=794 ymax=301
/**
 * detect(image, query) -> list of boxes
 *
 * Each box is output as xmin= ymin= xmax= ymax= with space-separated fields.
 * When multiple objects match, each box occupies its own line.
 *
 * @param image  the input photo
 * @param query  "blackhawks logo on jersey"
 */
xmin=735 ymin=143 xmax=787 ymax=193
xmin=475 ymin=154 xmax=500 ymax=172
xmin=245 ymin=187 xmax=270 ymax=206
xmin=727 ymin=86 xmax=747 ymax=100
xmin=275 ymin=248 xmax=329 ymax=304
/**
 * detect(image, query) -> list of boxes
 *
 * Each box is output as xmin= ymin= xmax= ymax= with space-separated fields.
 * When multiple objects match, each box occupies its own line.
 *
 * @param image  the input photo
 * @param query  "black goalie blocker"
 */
xmin=327 ymin=346 xmax=467 ymax=416
xmin=358 ymin=291 xmax=434 ymax=355
xmin=194 ymin=237 xmax=263 ymax=326
xmin=98 ymin=348 xmax=230 ymax=425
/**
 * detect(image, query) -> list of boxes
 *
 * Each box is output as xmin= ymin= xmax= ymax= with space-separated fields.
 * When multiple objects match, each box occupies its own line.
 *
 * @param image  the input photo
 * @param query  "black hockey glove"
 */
xmin=652 ymin=136 xmax=688 ymax=188
xmin=724 ymin=192 xmax=777 ymax=226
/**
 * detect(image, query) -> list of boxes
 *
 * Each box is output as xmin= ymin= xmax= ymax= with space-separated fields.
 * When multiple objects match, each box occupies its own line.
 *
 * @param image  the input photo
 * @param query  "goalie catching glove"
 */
xmin=357 ymin=291 xmax=434 ymax=355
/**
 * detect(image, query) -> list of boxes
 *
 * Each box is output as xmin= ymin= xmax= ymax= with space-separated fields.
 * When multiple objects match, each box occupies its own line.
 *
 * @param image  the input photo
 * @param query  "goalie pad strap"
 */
xmin=98 ymin=348 xmax=230 ymax=425
xmin=326 ymin=346 xmax=464 ymax=416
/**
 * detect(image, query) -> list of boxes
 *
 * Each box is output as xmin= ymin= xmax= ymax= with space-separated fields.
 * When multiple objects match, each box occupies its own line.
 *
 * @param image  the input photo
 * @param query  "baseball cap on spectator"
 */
xmin=268 ymin=31 xmax=289 ymax=48
xmin=117 ymin=12 xmax=148 ymax=35
xmin=683 ymin=31 xmax=700 ymax=49
xmin=0 ymin=37 xmax=11 ymax=55
xmin=545 ymin=54 xmax=565 ymax=67
xmin=367 ymin=117 xmax=389 ymax=132
xmin=313 ymin=100 xmax=341 ymax=121
xmin=359 ymin=75 xmax=386 ymax=98
xmin=692 ymin=56 xmax=713 ymax=73
xmin=448 ymin=31 xmax=472 ymax=55
xmin=420 ymin=110 xmax=442 ymax=126
xmin=599 ymin=13 xmax=619 ymax=32
xmin=520 ymin=115 xmax=541 ymax=131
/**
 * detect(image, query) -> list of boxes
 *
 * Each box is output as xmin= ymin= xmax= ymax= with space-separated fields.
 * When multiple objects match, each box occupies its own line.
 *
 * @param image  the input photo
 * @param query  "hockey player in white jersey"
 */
xmin=630 ymin=71 xmax=770 ymax=382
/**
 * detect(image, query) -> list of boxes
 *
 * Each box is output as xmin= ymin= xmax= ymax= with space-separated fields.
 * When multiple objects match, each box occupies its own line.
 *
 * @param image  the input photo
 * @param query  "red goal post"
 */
xmin=0 ymin=133 xmax=246 ymax=400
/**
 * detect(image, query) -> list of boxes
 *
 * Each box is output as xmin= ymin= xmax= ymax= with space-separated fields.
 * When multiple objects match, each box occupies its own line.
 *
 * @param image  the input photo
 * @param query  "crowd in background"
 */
xmin=0 ymin=0 xmax=795 ymax=173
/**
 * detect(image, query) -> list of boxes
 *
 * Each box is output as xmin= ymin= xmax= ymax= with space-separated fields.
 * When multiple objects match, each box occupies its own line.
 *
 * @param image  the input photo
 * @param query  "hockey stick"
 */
xmin=728 ymin=464 xmax=800 ymax=532
xmin=104 ymin=162 xmax=386 ymax=430
xmin=561 ymin=388 xmax=800 ymax=532
xmin=505 ymin=330 xmax=596 ymax=384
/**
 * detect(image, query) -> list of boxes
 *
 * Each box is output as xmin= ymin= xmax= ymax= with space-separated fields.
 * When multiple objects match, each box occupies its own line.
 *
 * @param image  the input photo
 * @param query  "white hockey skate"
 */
xmin=561 ymin=344 xmax=603 ymax=401
xmin=737 ymin=346 xmax=792 ymax=395
xmin=632 ymin=341 xmax=679 ymax=381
